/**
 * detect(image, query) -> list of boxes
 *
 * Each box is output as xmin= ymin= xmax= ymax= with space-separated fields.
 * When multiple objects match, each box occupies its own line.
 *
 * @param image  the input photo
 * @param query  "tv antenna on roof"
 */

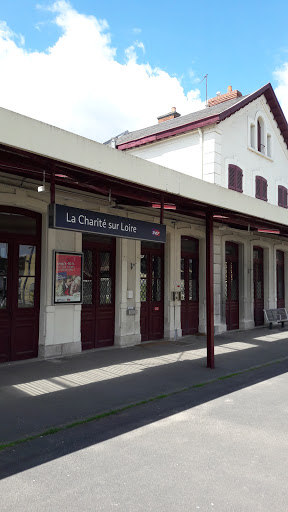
xmin=200 ymin=74 xmax=208 ymax=107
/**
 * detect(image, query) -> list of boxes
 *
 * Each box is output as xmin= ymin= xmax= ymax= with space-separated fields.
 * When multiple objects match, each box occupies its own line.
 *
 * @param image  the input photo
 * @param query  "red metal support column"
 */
xmin=50 ymin=166 xmax=55 ymax=204
xmin=206 ymin=212 xmax=215 ymax=368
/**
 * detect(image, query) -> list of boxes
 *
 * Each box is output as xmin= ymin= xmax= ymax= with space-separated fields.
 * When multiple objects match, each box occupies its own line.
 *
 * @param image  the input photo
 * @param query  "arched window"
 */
xmin=257 ymin=117 xmax=265 ymax=153
xmin=228 ymin=165 xmax=243 ymax=192
xmin=278 ymin=186 xmax=288 ymax=208
xmin=255 ymin=176 xmax=268 ymax=201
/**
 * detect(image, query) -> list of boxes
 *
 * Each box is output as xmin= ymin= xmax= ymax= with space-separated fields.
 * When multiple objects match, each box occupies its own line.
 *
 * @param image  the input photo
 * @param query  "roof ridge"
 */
xmin=115 ymin=96 xmax=246 ymax=147
xmin=115 ymin=83 xmax=288 ymax=152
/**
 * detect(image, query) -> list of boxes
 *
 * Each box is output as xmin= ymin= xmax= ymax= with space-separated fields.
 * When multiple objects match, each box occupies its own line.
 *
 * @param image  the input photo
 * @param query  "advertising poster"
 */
xmin=54 ymin=252 xmax=83 ymax=304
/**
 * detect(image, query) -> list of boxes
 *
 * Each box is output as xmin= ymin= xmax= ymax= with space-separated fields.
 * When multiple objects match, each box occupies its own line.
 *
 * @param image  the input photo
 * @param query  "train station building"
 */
xmin=1 ymin=82 xmax=288 ymax=366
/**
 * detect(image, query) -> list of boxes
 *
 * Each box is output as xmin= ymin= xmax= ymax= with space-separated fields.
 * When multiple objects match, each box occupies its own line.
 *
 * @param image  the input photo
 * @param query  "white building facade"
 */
xmin=115 ymin=84 xmax=288 ymax=332
xmin=1 ymin=83 xmax=288 ymax=364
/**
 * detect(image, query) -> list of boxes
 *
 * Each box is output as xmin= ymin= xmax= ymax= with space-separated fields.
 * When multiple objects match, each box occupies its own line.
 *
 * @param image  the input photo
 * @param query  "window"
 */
xmin=228 ymin=165 xmax=243 ymax=192
xmin=267 ymin=134 xmax=272 ymax=158
xmin=257 ymin=118 xmax=265 ymax=153
xmin=278 ymin=186 xmax=288 ymax=208
xmin=249 ymin=115 xmax=273 ymax=159
xmin=250 ymin=123 xmax=256 ymax=149
xmin=255 ymin=176 xmax=268 ymax=201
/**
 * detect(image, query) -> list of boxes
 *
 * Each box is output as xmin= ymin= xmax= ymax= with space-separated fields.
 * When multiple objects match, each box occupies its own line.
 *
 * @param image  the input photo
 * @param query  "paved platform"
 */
xmin=1 ymin=326 xmax=288 ymax=444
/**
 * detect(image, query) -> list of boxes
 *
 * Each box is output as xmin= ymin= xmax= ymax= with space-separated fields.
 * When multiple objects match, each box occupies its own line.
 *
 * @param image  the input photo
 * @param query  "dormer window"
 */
xmin=255 ymin=176 xmax=268 ymax=201
xmin=278 ymin=186 xmax=287 ymax=208
xmin=228 ymin=165 xmax=243 ymax=192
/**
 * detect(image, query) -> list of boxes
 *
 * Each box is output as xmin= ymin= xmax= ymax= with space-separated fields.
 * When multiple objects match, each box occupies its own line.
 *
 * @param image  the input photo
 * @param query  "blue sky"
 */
xmin=1 ymin=0 xmax=288 ymax=141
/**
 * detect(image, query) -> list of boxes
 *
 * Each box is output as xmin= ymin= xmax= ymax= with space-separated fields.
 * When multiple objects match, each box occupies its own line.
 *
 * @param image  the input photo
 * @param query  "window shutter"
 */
xmin=229 ymin=165 xmax=243 ymax=192
xmin=256 ymin=176 xmax=267 ymax=200
xmin=236 ymin=168 xmax=243 ymax=192
xmin=256 ymin=176 xmax=261 ymax=198
xmin=262 ymin=179 xmax=267 ymax=201
xmin=284 ymin=188 xmax=288 ymax=208
xmin=279 ymin=186 xmax=288 ymax=208
xmin=278 ymin=186 xmax=283 ymax=207
xmin=228 ymin=165 xmax=236 ymax=190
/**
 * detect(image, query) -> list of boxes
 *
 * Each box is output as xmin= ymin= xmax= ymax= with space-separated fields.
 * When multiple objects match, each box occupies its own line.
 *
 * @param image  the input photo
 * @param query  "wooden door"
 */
xmin=277 ymin=250 xmax=285 ymax=309
xmin=140 ymin=242 xmax=164 ymax=341
xmin=0 ymin=240 xmax=9 ymax=361
xmin=253 ymin=247 xmax=264 ymax=326
xmin=0 ymin=209 xmax=41 ymax=363
xmin=181 ymin=237 xmax=199 ymax=335
xmin=225 ymin=242 xmax=239 ymax=330
xmin=81 ymin=236 xmax=115 ymax=350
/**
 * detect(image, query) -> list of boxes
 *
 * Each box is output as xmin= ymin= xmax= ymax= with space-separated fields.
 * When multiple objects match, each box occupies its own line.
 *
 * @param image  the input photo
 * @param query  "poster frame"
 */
xmin=53 ymin=250 xmax=83 ymax=305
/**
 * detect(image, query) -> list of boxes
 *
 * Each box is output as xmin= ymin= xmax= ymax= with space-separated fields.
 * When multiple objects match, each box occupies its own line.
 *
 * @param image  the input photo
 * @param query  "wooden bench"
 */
xmin=263 ymin=308 xmax=288 ymax=329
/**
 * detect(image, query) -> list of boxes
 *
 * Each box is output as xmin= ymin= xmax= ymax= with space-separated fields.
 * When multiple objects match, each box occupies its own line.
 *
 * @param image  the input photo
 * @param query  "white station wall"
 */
xmin=126 ymin=131 xmax=203 ymax=179
xmin=220 ymin=95 xmax=288 ymax=205
xmin=125 ymin=94 xmax=288 ymax=208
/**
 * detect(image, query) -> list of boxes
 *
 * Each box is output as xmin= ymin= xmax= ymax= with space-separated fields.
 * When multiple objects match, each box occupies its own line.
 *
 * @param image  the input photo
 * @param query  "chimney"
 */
xmin=157 ymin=107 xmax=181 ymax=124
xmin=208 ymin=86 xmax=242 ymax=107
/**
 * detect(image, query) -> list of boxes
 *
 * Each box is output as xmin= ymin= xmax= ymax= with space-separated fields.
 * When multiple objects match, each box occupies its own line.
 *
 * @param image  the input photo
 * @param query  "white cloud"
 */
xmin=274 ymin=64 xmax=288 ymax=120
xmin=0 ymin=1 xmax=205 ymax=142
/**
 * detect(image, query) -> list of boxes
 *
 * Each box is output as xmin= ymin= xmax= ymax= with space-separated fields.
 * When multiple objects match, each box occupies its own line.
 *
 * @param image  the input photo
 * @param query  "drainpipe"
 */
xmin=198 ymin=128 xmax=204 ymax=180
xmin=160 ymin=195 xmax=164 ymax=225
xmin=50 ymin=165 xmax=55 ymax=204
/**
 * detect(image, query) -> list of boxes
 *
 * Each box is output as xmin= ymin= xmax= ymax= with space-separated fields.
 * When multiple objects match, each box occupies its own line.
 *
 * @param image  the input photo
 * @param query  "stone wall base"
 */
xmin=38 ymin=341 xmax=82 ymax=359
xmin=114 ymin=334 xmax=141 ymax=347
xmin=239 ymin=319 xmax=255 ymax=330
xmin=198 ymin=323 xmax=206 ymax=334
xmin=214 ymin=323 xmax=227 ymax=335
xmin=164 ymin=328 xmax=182 ymax=341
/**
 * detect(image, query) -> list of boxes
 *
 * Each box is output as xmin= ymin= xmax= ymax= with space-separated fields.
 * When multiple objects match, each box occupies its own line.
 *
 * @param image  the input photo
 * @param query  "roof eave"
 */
xmin=117 ymin=83 xmax=288 ymax=152
xmin=218 ymin=82 xmax=288 ymax=150
xmin=116 ymin=114 xmax=220 ymax=151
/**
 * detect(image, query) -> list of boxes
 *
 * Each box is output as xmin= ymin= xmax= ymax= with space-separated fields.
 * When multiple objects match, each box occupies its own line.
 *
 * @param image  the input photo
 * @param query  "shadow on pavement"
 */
xmin=0 ymin=355 xmax=288 ymax=481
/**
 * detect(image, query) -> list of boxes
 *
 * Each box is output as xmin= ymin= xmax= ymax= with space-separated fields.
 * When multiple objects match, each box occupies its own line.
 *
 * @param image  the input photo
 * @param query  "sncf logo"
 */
xmin=152 ymin=230 xmax=160 ymax=236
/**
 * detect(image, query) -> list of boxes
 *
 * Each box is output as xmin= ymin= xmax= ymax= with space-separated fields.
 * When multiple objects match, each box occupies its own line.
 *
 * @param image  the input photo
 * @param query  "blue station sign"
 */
xmin=49 ymin=204 xmax=166 ymax=243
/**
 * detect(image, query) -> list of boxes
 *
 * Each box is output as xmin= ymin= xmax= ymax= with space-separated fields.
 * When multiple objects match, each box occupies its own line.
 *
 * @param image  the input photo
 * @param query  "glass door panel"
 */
xmin=99 ymin=252 xmax=112 ymax=305
xmin=81 ymin=241 xmax=115 ymax=350
xmin=180 ymin=258 xmax=185 ymax=301
xmin=151 ymin=255 xmax=162 ymax=302
xmin=181 ymin=237 xmax=199 ymax=335
xmin=140 ymin=244 xmax=164 ymax=341
xmin=140 ymin=254 xmax=147 ymax=302
xmin=253 ymin=247 xmax=264 ymax=326
xmin=18 ymin=245 xmax=36 ymax=308
xmin=277 ymin=250 xmax=285 ymax=308
xmin=83 ymin=250 xmax=93 ymax=305
xmin=0 ymin=243 xmax=8 ymax=309
xmin=225 ymin=242 xmax=239 ymax=330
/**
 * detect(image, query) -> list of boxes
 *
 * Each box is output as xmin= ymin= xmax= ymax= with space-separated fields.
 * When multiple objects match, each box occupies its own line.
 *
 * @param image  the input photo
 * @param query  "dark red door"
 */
xmin=277 ymin=250 xmax=285 ymax=309
xmin=140 ymin=242 xmax=164 ymax=341
xmin=253 ymin=247 xmax=264 ymax=326
xmin=225 ymin=242 xmax=239 ymax=330
xmin=81 ymin=235 xmax=115 ymax=350
xmin=181 ymin=237 xmax=199 ymax=335
xmin=0 ymin=209 xmax=41 ymax=363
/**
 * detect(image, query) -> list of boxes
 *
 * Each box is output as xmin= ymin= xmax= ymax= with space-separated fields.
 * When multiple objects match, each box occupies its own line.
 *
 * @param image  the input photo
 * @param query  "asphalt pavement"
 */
xmin=1 ymin=326 xmax=288 ymax=445
xmin=1 ymin=358 xmax=288 ymax=511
